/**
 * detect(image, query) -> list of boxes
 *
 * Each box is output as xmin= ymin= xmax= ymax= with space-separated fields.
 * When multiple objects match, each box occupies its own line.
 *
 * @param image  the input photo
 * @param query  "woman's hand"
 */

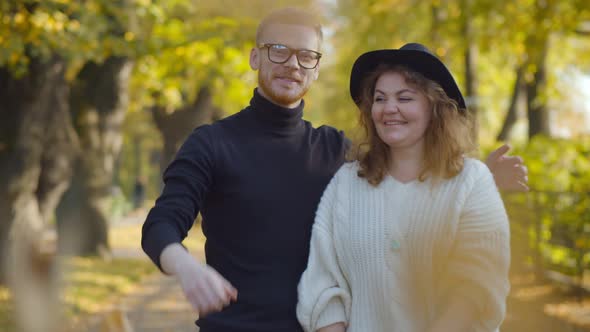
xmin=317 ymin=322 xmax=346 ymax=332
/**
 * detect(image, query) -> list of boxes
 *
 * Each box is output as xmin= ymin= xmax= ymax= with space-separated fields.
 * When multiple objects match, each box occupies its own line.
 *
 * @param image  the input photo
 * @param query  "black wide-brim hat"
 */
xmin=349 ymin=43 xmax=466 ymax=110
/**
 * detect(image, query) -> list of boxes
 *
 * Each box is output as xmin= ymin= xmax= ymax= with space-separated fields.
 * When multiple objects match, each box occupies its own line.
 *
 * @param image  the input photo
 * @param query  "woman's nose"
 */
xmin=383 ymin=101 xmax=399 ymax=113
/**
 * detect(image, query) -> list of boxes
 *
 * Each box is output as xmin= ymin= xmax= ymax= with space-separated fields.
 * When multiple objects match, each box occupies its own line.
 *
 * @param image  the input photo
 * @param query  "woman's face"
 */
xmin=371 ymin=71 xmax=431 ymax=151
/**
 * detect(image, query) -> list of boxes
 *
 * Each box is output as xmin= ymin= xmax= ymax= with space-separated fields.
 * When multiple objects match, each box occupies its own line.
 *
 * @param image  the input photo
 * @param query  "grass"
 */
xmin=0 ymin=287 xmax=13 ymax=330
xmin=0 ymin=257 xmax=154 ymax=331
xmin=62 ymin=257 xmax=155 ymax=326
xmin=0 ymin=217 xmax=206 ymax=331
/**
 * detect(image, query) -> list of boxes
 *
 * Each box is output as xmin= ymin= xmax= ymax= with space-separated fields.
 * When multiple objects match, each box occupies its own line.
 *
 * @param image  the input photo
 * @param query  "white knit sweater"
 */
xmin=296 ymin=159 xmax=510 ymax=332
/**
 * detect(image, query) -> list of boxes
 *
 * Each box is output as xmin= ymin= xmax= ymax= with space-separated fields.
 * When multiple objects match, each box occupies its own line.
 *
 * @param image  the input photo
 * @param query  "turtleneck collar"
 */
xmin=246 ymin=88 xmax=304 ymax=135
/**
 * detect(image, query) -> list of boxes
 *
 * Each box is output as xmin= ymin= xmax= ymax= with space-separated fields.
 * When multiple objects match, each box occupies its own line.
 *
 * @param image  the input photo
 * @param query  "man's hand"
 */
xmin=160 ymin=243 xmax=238 ymax=317
xmin=485 ymin=144 xmax=529 ymax=192
xmin=176 ymin=258 xmax=238 ymax=317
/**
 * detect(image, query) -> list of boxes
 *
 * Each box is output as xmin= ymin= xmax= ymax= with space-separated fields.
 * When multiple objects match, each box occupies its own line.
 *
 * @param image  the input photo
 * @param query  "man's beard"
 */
xmin=258 ymin=73 xmax=309 ymax=107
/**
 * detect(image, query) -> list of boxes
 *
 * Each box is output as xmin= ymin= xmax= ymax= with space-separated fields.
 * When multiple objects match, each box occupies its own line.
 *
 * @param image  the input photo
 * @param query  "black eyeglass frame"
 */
xmin=258 ymin=43 xmax=322 ymax=69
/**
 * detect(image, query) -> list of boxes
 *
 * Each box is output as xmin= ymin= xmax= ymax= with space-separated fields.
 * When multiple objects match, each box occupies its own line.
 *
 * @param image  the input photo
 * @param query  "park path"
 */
xmin=77 ymin=211 xmax=201 ymax=332
xmin=501 ymin=272 xmax=590 ymax=332
xmin=82 ymin=213 xmax=589 ymax=332
xmin=100 ymin=268 xmax=200 ymax=332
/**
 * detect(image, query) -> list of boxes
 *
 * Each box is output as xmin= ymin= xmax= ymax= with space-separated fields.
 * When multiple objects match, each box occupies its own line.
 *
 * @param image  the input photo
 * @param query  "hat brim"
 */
xmin=349 ymin=49 xmax=466 ymax=110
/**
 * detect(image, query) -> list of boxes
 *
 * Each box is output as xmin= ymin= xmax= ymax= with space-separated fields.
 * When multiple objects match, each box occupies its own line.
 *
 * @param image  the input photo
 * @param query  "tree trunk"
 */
xmin=526 ymin=46 xmax=551 ymax=138
xmin=0 ymin=55 xmax=75 ymax=261
xmin=0 ymin=55 xmax=74 ymax=332
xmin=151 ymin=85 xmax=222 ymax=176
xmin=430 ymin=4 xmax=442 ymax=47
xmin=57 ymin=56 xmax=133 ymax=256
xmin=461 ymin=0 xmax=479 ymax=142
xmin=497 ymin=66 xmax=525 ymax=141
xmin=525 ymin=0 xmax=552 ymax=139
xmin=36 ymin=71 xmax=80 ymax=227
xmin=464 ymin=40 xmax=479 ymax=141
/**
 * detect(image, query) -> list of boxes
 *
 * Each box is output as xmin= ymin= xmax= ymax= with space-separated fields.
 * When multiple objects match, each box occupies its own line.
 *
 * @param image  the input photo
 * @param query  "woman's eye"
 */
xmin=374 ymin=96 xmax=384 ymax=102
xmin=399 ymin=97 xmax=412 ymax=102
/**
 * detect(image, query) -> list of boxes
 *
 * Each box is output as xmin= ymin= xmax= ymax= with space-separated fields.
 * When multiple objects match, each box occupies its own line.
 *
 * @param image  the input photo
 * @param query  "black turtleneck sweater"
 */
xmin=141 ymin=89 xmax=349 ymax=332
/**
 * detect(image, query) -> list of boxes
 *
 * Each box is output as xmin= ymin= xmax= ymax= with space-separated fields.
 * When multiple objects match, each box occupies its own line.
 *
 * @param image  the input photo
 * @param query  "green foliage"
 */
xmin=517 ymin=135 xmax=590 ymax=192
xmin=504 ymin=136 xmax=590 ymax=277
xmin=128 ymin=0 xmax=317 ymax=115
xmin=0 ymin=0 xmax=151 ymax=77
xmin=1 ymin=0 xmax=308 ymax=112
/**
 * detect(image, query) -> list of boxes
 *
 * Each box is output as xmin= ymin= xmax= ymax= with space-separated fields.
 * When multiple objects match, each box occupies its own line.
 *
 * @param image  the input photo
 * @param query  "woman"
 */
xmin=296 ymin=43 xmax=510 ymax=332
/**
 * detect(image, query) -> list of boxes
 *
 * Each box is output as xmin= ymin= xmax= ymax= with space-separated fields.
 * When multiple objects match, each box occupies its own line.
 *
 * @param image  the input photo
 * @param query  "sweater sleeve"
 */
xmin=297 ymin=169 xmax=351 ymax=331
xmin=141 ymin=125 xmax=215 ymax=271
xmin=443 ymin=163 xmax=511 ymax=331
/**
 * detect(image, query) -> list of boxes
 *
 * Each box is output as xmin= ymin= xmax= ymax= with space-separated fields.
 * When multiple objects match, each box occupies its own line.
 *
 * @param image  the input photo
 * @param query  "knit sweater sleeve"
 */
xmin=297 ymin=168 xmax=351 ymax=331
xmin=444 ymin=161 xmax=511 ymax=330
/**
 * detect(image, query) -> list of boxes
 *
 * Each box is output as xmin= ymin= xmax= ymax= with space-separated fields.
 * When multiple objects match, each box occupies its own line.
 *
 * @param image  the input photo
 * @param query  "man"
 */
xmin=141 ymin=7 xmax=527 ymax=332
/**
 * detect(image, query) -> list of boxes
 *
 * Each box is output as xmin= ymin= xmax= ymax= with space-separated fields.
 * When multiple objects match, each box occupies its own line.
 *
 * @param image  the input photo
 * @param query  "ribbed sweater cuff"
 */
xmin=315 ymin=297 xmax=347 ymax=330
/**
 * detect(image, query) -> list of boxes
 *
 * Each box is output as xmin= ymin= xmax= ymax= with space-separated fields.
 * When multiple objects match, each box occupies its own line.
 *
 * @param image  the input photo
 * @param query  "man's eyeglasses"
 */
xmin=258 ymin=43 xmax=322 ymax=69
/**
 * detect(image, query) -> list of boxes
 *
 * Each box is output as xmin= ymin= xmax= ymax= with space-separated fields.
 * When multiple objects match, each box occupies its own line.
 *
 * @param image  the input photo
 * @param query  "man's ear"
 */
xmin=249 ymin=48 xmax=259 ymax=70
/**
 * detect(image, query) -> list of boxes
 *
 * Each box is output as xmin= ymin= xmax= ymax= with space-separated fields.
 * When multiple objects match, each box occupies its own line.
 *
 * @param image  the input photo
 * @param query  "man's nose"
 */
xmin=283 ymin=53 xmax=300 ymax=69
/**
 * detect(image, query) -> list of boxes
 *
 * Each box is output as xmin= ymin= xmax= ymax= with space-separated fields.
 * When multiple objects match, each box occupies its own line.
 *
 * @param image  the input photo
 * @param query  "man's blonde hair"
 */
xmin=256 ymin=7 xmax=323 ymax=49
